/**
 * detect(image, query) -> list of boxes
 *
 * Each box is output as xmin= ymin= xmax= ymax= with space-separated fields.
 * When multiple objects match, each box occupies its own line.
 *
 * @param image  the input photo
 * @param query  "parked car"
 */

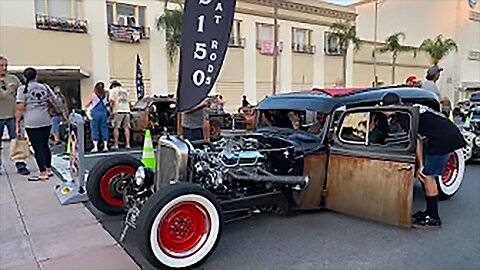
xmin=465 ymin=106 xmax=480 ymax=160
xmin=86 ymin=87 xmax=465 ymax=269
xmin=129 ymin=95 xmax=177 ymax=144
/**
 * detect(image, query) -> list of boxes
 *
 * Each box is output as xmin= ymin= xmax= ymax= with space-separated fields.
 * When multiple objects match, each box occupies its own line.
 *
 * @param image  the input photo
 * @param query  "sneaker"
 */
xmin=411 ymin=210 xmax=427 ymax=220
xmin=412 ymin=215 xmax=442 ymax=228
xmin=17 ymin=167 xmax=31 ymax=176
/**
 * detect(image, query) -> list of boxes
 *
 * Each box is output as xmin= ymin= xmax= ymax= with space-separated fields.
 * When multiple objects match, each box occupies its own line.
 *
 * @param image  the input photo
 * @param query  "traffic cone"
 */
xmin=141 ymin=129 xmax=156 ymax=170
xmin=66 ymin=135 xmax=71 ymax=155
xmin=464 ymin=114 xmax=471 ymax=128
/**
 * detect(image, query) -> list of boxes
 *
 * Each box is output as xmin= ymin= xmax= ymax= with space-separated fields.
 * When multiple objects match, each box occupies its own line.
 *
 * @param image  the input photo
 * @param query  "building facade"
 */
xmin=354 ymin=0 xmax=480 ymax=102
xmin=0 ymin=0 xmax=356 ymax=112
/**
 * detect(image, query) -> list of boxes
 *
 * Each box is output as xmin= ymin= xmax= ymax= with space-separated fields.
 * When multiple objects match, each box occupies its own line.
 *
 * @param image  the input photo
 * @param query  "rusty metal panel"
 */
xmin=325 ymin=154 xmax=414 ymax=227
xmin=300 ymin=154 xmax=327 ymax=209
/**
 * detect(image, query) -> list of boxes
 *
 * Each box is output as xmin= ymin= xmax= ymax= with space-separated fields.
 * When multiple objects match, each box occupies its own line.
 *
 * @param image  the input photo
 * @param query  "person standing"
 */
xmin=181 ymin=98 xmax=209 ymax=140
xmin=85 ymin=82 xmax=109 ymax=152
xmin=382 ymin=93 xmax=466 ymax=228
xmin=16 ymin=68 xmax=53 ymax=181
xmin=109 ymin=81 xmax=131 ymax=149
xmin=0 ymin=56 xmax=30 ymax=175
xmin=405 ymin=76 xmax=417 ymax=87
xmin=241 ymin=95 xmax=250 ymax=108
xmin=421 ymin=65 xmax=442 ymax=100
xmin=50 ymin=86 xmax=67 ymax=145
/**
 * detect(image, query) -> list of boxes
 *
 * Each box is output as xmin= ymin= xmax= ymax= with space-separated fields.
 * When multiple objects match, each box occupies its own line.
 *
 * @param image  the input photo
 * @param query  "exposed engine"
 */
xmin=187 ymin=135 xmax=306 ymax=193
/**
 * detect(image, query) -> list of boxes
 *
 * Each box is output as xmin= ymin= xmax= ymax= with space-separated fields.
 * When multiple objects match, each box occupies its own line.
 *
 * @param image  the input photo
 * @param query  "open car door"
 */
xmin=325 ymin=106 xmax=419 ymax=227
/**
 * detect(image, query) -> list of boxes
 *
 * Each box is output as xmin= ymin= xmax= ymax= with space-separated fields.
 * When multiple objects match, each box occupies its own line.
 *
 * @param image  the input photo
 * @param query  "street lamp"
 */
xmin=273 ymin=0 xmax=279 ymax=95
xmin=373 ymin=0 xmax=386 ymax=87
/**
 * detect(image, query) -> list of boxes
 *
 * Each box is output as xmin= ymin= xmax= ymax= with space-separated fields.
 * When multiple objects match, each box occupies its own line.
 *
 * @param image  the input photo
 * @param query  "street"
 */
xmin=87 ymin=162 xmax=480 ymax=270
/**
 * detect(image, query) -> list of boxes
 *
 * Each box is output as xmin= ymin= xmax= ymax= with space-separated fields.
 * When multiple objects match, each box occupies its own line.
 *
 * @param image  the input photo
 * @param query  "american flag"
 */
xmin=136 ymin=54 xmax=145 ymax=100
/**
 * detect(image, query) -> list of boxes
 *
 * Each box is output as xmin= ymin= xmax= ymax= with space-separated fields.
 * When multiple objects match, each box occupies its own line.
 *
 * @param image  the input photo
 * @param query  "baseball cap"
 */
xmin=426 ymin=65 xmax=443 ymax=77
xmin=405 ymin=76 xmax=417 ymax=83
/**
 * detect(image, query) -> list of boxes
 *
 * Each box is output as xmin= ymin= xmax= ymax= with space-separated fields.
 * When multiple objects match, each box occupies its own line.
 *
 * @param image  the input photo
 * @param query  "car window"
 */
xmin=258 ymin=109 xmax=327 ymax=135
xmin=338 ymin=110 xmax=412 ymax=149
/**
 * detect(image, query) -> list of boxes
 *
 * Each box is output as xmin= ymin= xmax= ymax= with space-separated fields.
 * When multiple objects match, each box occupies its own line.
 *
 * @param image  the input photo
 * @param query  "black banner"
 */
xmin=176 ymin=0 xmax=237 ymax=111
xmin=136 ymin=54 xmax=145 ymax=100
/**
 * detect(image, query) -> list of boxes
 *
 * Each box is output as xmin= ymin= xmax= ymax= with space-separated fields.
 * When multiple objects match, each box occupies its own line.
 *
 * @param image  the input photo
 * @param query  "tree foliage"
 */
xmin=156 ymin=2 xmax=183 ymax=63
xmin=419 ymin=34 xmax=458 ymax=65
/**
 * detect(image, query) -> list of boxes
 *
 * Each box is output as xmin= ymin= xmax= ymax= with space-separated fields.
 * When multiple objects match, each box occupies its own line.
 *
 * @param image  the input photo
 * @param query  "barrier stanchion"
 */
xmin=54 ymin=112 xmax=88 ymax=205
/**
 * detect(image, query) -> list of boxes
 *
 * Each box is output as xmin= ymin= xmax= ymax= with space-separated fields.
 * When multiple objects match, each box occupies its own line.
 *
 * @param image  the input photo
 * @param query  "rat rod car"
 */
xmin=87 ymin=87 xmax=465 ymax=269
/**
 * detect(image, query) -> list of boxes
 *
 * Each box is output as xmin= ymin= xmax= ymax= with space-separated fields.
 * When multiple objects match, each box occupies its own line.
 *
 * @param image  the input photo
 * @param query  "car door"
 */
xmin=324 ymin=106 xmax=419 ymax=227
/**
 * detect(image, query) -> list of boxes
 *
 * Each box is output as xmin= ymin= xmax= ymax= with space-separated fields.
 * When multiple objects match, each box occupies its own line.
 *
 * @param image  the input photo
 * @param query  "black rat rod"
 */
xmin=86 ymin=86 xmax=465 ymax=269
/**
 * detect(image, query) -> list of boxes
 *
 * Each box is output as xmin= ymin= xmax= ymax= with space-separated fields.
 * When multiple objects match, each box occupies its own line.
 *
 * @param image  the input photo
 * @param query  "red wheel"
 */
xmin=158 ymin=201 xmax=211 ymax=257
xmin=99 ymin=166 xmax=136 ymax=207
xmin=437 ymin=149 xmax=465 ymax=200
xmin=87 ymin=155 xmax=141 ymax=215
xmin=137 ymin=183 xmax=223 ymax=269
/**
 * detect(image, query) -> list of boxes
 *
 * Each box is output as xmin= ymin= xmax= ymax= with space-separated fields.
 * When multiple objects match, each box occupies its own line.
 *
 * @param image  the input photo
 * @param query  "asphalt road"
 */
xmin=86 ymin=163 xmax=480 ymax=270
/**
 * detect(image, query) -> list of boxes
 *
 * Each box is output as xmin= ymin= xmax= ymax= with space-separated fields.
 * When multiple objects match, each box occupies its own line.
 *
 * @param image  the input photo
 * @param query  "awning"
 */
xmin=9 ymin=66 xmax=90 ymax=80
xmin=461 ymin=81 xmax=480 ymax=89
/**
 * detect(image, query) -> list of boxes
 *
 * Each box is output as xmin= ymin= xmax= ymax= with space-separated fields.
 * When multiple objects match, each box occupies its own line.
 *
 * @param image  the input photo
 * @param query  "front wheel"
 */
xmin=136 ymin=183 xmax=223 ymax=269
xmin=437 ymin=149 xmax=465 ymax=200
xmin=86 ymin=155 xmax=141 ymax=215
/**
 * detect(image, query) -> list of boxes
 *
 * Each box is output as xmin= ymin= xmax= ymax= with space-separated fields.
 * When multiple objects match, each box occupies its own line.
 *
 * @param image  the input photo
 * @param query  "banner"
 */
xmin=176 ymin=0 xmax=237 ymax=111
xmin=136 ymin=54 xmax=145 ymax=100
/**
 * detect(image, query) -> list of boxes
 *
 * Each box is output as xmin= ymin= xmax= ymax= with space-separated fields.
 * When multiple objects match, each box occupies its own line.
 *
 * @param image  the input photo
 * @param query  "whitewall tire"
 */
xmin=437 ymin=149 xmax=465 ymax=200
xmin=136 ymin=183 xmax=223 ymax=269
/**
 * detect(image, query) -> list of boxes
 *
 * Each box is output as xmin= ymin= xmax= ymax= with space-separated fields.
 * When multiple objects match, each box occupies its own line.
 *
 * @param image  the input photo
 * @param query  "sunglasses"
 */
xmin=0 ymin=81 xmax=6 ymax=91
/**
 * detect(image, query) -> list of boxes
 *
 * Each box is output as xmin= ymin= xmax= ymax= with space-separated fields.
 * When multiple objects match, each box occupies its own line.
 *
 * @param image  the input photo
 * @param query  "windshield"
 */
xmin=257 ymin=109 xmax=328 ymax=137
xmin=472 ymin=110 xmax=480 ymax=120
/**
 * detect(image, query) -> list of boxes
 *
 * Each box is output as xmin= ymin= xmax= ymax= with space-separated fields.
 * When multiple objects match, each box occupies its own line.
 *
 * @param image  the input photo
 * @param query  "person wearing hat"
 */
xmin=109 ymin=80 xmax=131 ymax=149
xmin=405 ymin=76 xmax=417 ymax=87
xmin=381 ymin=92 xmax=466 ymax=228
xmin=421 ymin=66 xmax=443 ymax=99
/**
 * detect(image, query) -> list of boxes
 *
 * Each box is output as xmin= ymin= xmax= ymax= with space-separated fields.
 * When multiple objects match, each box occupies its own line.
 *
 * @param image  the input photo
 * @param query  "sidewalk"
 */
xmin=0 ymin=142 xmax=139 ymax=270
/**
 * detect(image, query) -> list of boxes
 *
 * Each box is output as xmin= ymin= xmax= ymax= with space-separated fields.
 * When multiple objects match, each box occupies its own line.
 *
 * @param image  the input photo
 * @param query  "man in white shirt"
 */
xmin=109 ymin=81 xmax=131 ymax=149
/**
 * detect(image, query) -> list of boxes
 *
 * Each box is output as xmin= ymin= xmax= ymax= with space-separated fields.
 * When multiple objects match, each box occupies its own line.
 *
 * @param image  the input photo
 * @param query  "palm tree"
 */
xmin=419 ymin=34 xmax=458 ymax=65
xmin=374 ymin=32 xmax=417 ymax=84
xmin=329 ymin=20 xmax=361 ymax=85
xmin=156 ymin=0 xmax=183 ymax=63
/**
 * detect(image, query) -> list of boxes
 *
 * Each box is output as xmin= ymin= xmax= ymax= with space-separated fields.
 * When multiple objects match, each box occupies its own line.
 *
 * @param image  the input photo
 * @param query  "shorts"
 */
xmin=51 ymin=116 xmax=61 ymax=133
xmin=423 ymin=153 xmax=451 ymax=176
xmin=113 ymin=113 xmax=130 ymax=129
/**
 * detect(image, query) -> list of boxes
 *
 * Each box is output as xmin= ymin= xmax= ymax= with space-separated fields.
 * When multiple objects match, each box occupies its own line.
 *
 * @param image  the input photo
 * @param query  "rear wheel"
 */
xmin=437 ymin=149 xmax=465 ymax=200
xmin=136 ymin=183 xmax=223 ymax=269
xmin=87 ymin=155 xmax=141 ymax=215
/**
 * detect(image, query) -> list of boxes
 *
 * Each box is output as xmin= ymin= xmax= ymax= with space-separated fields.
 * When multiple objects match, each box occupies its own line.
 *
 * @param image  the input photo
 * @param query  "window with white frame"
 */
xmin=325 ymin=32 xmax=341 ymax=55
xmin=292 ymin=28 xmax=315 ymax=54
xmin=34 ymin=0 xmax=84 ymax=19
xmin=257 ymin=23 xmax=274 ymax=42
xmin=229 ymin=19 xmax=244 ymax=47
xmin=106 ymin=1 xmax=146 ymax=27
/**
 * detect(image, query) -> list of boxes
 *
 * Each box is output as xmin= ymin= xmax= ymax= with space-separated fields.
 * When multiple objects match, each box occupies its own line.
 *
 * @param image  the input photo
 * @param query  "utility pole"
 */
xmin=373 ymin=0 xmax=378 ymax=87
xmin=272 ymin=0 xmax=279 ymax=95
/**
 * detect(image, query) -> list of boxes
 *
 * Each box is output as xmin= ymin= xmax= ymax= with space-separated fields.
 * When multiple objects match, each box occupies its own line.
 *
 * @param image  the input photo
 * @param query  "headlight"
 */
xmin=475 ymin=136 xmax=480 ymax=147
xmin=135 ymin=166 xmax=146 ymax=186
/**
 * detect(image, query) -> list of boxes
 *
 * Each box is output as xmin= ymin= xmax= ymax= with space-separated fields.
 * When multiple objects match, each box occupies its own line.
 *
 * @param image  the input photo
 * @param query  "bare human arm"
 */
xmin=416 ymin=137 xmax=426 ymax=181
xmin=15 ymin=102 xmax=26 ymax=135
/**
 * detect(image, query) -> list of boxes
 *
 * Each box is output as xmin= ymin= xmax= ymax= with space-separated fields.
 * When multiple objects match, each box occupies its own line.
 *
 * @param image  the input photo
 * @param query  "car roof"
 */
xmin=257 ymin=86 xmax=440 ymax=112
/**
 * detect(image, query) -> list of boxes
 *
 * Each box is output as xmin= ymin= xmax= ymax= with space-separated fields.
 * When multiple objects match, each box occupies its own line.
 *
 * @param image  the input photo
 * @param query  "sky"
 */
xmin=324 ymin=0 xmax=361 ymax=5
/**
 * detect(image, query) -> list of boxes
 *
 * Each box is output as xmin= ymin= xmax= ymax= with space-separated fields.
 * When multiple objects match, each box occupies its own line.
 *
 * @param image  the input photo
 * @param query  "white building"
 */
xmin=355 ymin=0 xmax=480 ymax=102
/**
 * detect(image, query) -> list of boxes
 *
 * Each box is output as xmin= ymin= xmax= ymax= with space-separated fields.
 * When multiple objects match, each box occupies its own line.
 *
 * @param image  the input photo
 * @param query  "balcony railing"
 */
xmin=292 ymin=43 xmax=316 ymax=54
xmin=108 ymin=24 xmax=150 ymax=43
xmin=35 ymin=14 xmax=88 ymax=33
xmin=228 ymin=37 xmax=245 ymax=48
